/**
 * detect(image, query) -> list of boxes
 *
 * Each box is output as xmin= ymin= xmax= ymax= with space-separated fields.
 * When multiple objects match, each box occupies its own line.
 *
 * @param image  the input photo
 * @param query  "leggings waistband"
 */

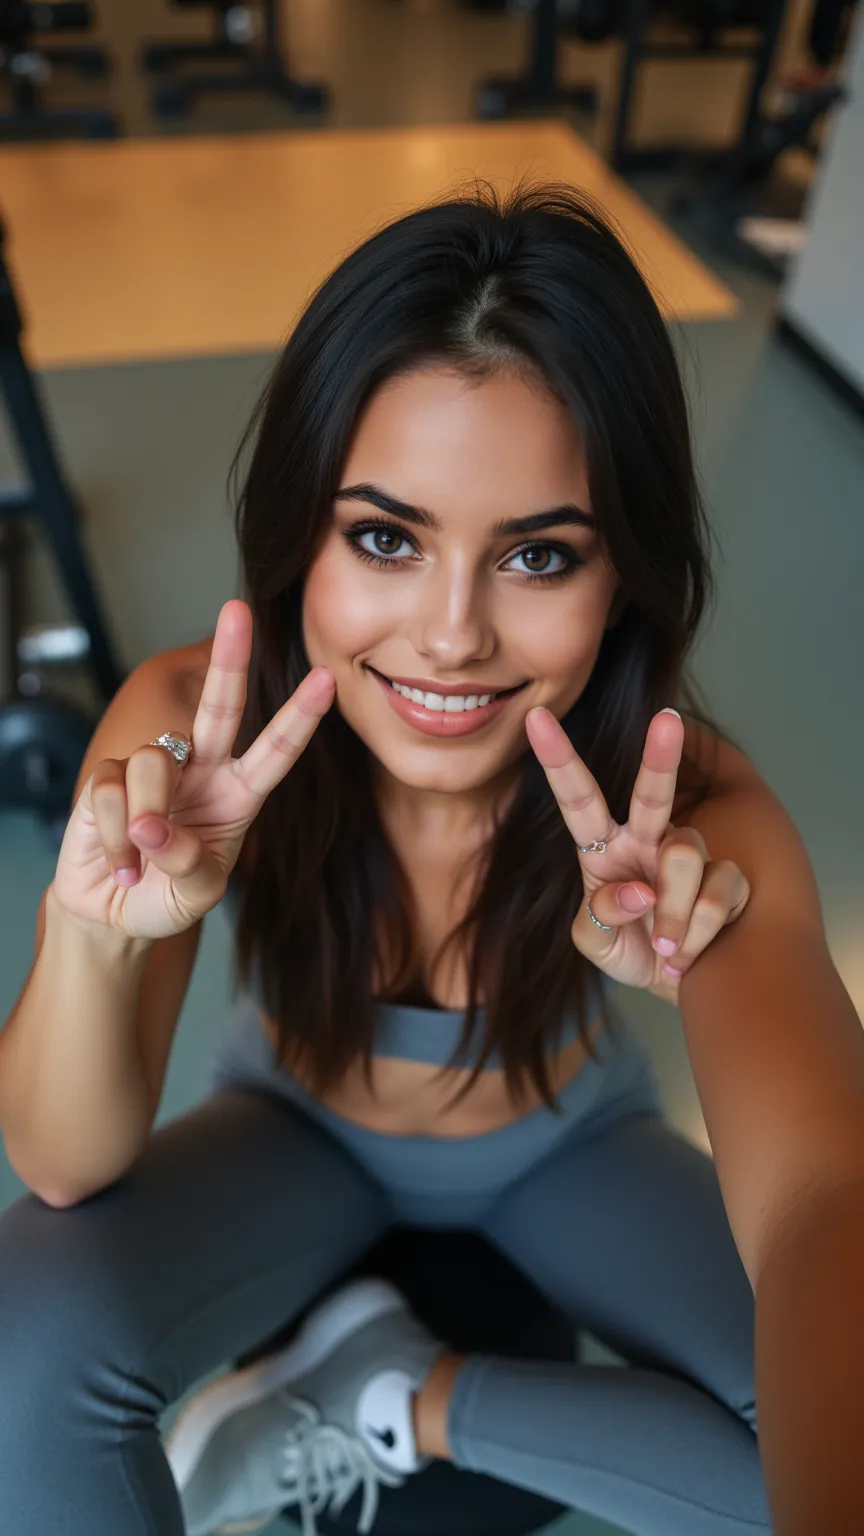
xmin=207 ymin=998 xmax=664 ymax=1225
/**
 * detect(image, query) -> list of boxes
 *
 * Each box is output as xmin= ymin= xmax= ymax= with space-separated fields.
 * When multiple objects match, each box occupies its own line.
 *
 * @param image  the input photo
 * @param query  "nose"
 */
xmin=411 ymin=559 xmax=495 ymax=673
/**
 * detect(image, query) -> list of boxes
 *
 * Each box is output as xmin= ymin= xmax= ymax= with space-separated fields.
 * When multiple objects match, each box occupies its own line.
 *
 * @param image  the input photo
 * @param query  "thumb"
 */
xmin=578 ymin=881 xmax=656 ymax=934
xmin=129 ymin=815 xmax=227 ymax=915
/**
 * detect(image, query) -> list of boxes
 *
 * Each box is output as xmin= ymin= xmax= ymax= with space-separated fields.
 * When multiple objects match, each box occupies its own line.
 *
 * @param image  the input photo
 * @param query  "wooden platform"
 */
xmin=0 ymin=120 xmax=738 ymax=371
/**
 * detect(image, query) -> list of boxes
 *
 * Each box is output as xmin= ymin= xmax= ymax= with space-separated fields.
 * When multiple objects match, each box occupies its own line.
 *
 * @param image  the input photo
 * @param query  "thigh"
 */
xmin=480 ymin=1110 xmax=757 ymax=1428
xmin=0 ymin=1087 xmax=392 ymax=1412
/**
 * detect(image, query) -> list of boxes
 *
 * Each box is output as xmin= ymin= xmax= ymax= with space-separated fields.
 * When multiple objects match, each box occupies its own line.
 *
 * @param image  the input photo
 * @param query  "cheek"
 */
xmin=302 ymin=551 xmax=389 ymax=662
xmin=510 ymin=595 xmax=605 ymax=683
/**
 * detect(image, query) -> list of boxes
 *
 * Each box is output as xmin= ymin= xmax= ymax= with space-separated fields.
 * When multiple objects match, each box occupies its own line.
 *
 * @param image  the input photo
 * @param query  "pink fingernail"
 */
xmin=664 ymin=962 xmax=682 ymax=977
xmin=116 ymin=868 xmax=139 ymax=887
xmin=653 ymin=936 xmax=679 ymax=956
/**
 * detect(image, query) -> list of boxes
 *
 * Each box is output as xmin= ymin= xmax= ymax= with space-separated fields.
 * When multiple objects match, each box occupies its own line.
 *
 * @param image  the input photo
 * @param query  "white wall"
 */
xmin=782 ymin=5 xmax=864 ymax=393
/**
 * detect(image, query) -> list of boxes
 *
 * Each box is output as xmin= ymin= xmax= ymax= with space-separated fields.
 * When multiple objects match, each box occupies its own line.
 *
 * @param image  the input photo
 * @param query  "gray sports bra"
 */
xmin=220 ymin=870 xmax=613 ymax=1071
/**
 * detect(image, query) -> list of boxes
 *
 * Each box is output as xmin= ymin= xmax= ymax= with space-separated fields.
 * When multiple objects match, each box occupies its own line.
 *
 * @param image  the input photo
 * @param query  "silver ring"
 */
xmin=577 ymin=840 xmax=607 ymax=854
xmin=586 ymin=899 xmax=614 ymax=932
xmin=150 ymin=732 xmax=193 ymax=767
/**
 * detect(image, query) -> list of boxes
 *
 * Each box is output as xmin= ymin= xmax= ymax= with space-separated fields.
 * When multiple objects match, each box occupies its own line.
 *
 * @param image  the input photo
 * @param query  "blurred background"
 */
xmin=0 ymin=2 xmax=862 ymax=1534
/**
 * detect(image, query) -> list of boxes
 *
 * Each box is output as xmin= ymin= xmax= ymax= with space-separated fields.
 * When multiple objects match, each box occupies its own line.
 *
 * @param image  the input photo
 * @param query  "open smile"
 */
xmin=365 ymin=666 xmax=529 ymax=738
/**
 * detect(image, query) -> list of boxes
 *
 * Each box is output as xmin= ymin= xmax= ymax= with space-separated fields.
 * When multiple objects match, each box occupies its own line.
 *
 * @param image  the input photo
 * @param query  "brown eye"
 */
xmin=522 ymin=547 xmax=552 ymax=572
xmin=505 ymin=542 xmax=585 ymax=583
xmin=343 ymin=521 xmax=416 ymax=568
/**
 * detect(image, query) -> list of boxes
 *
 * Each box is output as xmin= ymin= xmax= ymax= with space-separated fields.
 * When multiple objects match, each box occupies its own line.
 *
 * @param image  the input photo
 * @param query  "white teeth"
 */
xmin=390 ymin=680 xmax=495 ymax=712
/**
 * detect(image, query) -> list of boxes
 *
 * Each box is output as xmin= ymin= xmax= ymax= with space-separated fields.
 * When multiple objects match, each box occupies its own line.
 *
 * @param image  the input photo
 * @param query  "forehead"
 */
xmin=341 ymin=365 xmax=589 ymax=510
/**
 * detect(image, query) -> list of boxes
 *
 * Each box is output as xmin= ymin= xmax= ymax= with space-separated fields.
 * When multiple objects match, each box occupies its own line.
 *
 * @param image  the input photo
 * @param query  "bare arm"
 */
xmin=0 ymin=651 xmax=203 ymax=1207
xmin=0 ymin=611 xmax=333 ymax=1208
xmin=0 ymin=887 xmax=155 ymax=1207
xmin=680 ymin=778 xmax=864 ymax=1534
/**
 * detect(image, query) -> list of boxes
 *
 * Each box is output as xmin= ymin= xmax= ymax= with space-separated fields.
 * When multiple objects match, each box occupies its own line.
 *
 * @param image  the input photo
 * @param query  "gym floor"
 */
xmin=1 ymin=4 xmax=863 ymax=1534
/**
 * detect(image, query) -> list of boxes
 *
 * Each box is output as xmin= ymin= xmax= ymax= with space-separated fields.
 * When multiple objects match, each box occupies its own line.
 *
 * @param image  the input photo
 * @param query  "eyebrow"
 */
xmin=334 ymin=482 xmax=596 ymax=537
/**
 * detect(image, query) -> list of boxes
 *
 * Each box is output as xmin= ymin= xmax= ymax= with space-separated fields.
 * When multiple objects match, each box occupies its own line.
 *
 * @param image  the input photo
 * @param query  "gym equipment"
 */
xmin=0 ymin=0 xmax=119 ymax=140
xmin=233 ymin=1227 xmax=585 ymax=1536
xmin=610 ymin=0 xmax=790 ymax=173
xmin=0 ymin=216 xmax=126 ymax=845
xmin=473 ymin=0 xmax=795 ymax=192
xmin=475 ymin=0 xmax=599 ymax=120
xmin=471 ymin=0 xmax=845 ymax=276
xmin=668 ymin=69 xmax=847 ymax=277
xmin=139 ymin=0 xmax=328 ymax=121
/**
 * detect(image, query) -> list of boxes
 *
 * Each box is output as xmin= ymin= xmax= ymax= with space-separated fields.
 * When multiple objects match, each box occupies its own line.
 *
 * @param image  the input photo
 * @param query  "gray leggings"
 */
xmin=0 ymin=1026 xmax=770 ymax=1536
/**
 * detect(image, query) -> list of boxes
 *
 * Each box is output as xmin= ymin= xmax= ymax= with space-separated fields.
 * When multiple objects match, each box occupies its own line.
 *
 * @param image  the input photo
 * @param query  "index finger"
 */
xmin=524 ymin=706 xmax=614 ymax=850
xmin=191 ymin=600 xmax=254 ymax=765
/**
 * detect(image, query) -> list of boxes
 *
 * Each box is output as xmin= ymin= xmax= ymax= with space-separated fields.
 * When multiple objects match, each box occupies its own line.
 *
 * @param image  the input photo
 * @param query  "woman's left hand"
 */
xmin=525 ymin=705 xmax=751 ymax=1005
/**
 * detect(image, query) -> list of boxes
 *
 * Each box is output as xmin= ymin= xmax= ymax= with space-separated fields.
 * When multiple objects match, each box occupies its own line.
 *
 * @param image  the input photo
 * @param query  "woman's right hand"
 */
xmin=52 ymin=600 xmax=335 ymax=940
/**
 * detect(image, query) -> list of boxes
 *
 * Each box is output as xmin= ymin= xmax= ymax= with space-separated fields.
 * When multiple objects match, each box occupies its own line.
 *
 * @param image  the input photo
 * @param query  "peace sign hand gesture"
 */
xmin=525 ymin=706 xmax=751 ymax=1005
xmin=53 ymin=601 xmax=335 ymax=942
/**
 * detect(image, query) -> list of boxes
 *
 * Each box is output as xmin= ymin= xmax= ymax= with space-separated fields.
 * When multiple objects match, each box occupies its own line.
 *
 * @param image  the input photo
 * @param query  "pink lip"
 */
xmin=368 ymin=667 xmax=524 ymax=738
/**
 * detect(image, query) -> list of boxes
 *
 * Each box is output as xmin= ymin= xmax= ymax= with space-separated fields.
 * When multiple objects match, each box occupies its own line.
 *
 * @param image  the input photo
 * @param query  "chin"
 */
xmin=374 ymin=734 xmax=526 ymax=790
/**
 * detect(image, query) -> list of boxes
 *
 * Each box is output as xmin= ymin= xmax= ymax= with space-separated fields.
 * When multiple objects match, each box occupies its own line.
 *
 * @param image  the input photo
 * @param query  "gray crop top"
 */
xmin=220 ymin=870 xmax=612 ymax=1072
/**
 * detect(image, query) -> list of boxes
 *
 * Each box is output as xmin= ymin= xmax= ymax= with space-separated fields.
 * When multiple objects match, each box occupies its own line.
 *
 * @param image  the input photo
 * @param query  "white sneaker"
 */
xmin=164 ymin=1278 xmax=445 ymax=1536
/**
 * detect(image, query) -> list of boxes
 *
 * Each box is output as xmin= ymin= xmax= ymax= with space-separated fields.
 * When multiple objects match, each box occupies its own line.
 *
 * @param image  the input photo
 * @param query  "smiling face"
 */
xmin=302 ymin=363 xmax=622 ymax=840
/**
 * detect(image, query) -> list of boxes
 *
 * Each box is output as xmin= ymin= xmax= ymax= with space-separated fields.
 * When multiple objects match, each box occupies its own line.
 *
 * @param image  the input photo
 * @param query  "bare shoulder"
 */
xmin=153 ymin=635 xmax=214 ymax=718
xmin=678 ymin=716 xmax=762 ymax=802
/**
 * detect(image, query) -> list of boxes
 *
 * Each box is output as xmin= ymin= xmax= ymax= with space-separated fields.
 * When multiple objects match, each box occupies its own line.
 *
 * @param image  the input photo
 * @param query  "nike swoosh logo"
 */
xmin=366 ymin=1425 xmax=397 ymax=1450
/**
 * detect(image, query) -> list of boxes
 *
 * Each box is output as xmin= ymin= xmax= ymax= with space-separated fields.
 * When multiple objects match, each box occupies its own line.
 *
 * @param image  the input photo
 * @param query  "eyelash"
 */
xmin=342 ymin=518 xmax=586 ymax=585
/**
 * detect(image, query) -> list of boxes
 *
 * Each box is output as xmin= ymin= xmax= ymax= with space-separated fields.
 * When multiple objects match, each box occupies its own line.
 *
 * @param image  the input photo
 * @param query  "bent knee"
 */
xmin=0 ymin=1189 xmax=152 ymax=1396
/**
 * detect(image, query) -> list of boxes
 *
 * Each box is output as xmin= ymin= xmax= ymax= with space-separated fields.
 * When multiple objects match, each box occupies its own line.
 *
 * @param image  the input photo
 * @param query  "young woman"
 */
xmin=0 ymin=184 xmax=777 ymax=1536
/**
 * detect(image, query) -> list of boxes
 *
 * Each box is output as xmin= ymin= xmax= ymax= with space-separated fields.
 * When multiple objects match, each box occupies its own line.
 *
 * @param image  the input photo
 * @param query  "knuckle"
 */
xmin=560 ymin=787 xmax=594 ymax=814
xmin=125 ymin=747 xmax=176 ymax=802
xmin=637 ymin=789 xmax=669 ymax=813
xmin=91 ymin=775 xmax=126 ymax=807
xmin=266 ymin=722 xmax=303 ymax=758
xmin=90 ymin=784 xmax=128 ymax=842
xmin=90 ymin=758 xmax=124 ymax=789
xmin=661 ymin=824 xmax=704 ymax=852
xmin=201 ymin=694 xmax=236 ymax=721
xmin=129 ymin=744 xmax=174 ymax=774
xmin=714 ymin=857 xmax=742 ymax=882
xmin=660 ymin=841 xmax=703 ymax=872
xmin=692 ymin=893 xmax=728 ymax=928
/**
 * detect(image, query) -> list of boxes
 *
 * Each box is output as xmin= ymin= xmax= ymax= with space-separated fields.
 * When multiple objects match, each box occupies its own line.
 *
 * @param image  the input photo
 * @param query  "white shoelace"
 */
xmin=279 ymin=1397 xmax=405 ymax=1536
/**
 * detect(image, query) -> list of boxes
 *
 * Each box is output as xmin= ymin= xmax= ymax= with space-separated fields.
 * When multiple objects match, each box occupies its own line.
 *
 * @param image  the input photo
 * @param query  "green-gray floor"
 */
xmin=1 ymin=5 xmax=863 ymax=1526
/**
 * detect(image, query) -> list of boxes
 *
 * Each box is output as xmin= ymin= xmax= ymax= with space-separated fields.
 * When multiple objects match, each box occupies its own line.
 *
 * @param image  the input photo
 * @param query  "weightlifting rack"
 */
xmin=0 ymin=217 xmax=125 ymax=835
xmin=139 ymin=0 xmax=327 ymax=119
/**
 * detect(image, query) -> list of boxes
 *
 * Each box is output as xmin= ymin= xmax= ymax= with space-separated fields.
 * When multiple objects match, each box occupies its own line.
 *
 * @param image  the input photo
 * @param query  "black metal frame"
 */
xmin=476 ymin=0 xmax=599 ymax=119
xmin=475 ymin=0 xmax=791 ymax=186
xmin=0 ymin=3 xmax=119 ymax=141
xmin=612 ymin=0 xmax=790 ymax=173
xmin=0 ymin=221 xmax=125 ymax=710
xmin=139 ymin=0 xmax=328 ymax=119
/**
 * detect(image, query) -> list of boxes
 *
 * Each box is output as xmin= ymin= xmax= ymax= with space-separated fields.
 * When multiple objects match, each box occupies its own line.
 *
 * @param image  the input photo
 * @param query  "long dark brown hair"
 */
xmin=227 ymin=180 xmax=747 ymax=1110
